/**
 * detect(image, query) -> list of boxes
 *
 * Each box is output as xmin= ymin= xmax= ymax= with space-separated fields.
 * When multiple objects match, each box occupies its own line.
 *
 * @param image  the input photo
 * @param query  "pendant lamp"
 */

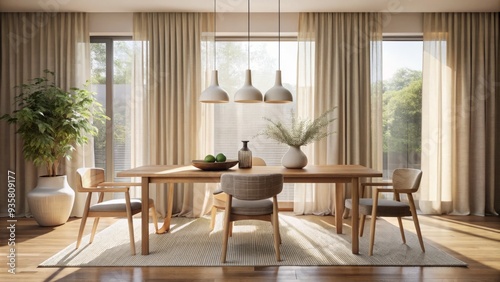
xmin=264 ymin=0 xmax=292 ymax=103
xmin=234 ymin=0 xmax=263 ymax=103
xmin=200 ymin=0 xmax=229 ymax=103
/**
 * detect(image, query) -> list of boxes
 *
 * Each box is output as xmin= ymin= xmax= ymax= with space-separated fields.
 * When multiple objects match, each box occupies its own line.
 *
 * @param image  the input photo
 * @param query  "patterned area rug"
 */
xmin=40 ymin=214 xmax=466 ymax=267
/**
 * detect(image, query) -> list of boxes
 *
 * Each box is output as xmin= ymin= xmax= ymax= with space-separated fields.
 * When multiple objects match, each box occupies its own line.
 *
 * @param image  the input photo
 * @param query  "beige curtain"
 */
xmin=132 ymin=13 xmax=215 ymax=218
xmin=421 ymin=13 xmax=500 ymax=215
xmin=295 ymin=13 xmax=383 ymax=215
xmin=0 ymin=13 xmax=91 ymax=217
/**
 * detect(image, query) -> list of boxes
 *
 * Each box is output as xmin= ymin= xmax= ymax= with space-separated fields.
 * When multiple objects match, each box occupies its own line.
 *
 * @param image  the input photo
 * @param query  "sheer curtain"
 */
xmin=295 ymin=13 xmax=383 ymax=215
xmin=0 ymin=13 xmax=91 ymax=217
xmin=421 ymin=13 xmax=499 ymax=215
xmin=132 ymin=13 xmax=215 ymax=218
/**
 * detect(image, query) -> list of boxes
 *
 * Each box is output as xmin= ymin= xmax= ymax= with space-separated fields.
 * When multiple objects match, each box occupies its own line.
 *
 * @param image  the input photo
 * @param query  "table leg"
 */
xmin=141 ymin=177 xmax=150 ymax=255
xmin=335 ymin=183 xmax=344 ymax=234
xmin=158 ymin=183 xmax=174 ymax=233
xmin=351 ymin=177 xmax=359 ymax=254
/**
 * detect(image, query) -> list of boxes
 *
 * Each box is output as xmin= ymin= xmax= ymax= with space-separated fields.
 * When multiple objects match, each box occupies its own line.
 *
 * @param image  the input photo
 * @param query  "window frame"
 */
xmin=90 ymin=36 xmax=132 ymax=181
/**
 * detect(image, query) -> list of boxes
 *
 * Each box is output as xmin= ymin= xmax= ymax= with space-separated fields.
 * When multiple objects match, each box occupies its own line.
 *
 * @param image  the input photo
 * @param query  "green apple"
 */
xmin=215 ymin=153 xmax=226 ymax=162
xmin=204 ymin=154 xmax=216 ymax=162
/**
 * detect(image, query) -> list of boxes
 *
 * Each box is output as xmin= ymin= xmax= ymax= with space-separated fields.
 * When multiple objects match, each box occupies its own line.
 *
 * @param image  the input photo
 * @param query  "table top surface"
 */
xmin=117 ymin=164 xmax=382 ymax=179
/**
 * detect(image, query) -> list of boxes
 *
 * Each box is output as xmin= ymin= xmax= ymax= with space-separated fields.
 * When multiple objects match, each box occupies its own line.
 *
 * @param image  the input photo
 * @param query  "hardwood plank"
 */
xmin=0 ymin=214 xmax=499 ymax=281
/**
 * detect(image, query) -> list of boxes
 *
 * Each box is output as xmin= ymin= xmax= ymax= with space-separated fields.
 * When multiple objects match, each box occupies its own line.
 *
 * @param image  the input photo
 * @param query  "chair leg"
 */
xmin=408 ymin=194 xmax=425 ymax=252
xmin=343 ymin=207 xmax=350 ymax=219
xmin=359 ymin=214 xmax=366 ymax=237
xmin=229 ymin=222 xmax=233 ymax=237
xmin=76 ymin=214 xmax=88 ymax=249
xmin=412 ymin=215 xmax=425 ymax=252
xmin=273 ymin=213 xmax=281 ymax=261
xmin=89 ymin=217 xmax=100 ymax=244
xmin=369 ymin=196 xmax=380 ymax=256
xmin=210 ymin=206 xmax=217 ymax=230
xmin=76 ymin=194 xmax=92 ymax=249
xmin=125 ymin=192 xmax=136 ymax=255
xmin=368 ymin=216 xmax=377 ymax=256
xmin=126 ymin=214 xmax=136 ymax=255
xmin=89 ymin=190 xmax=105 ymax=244
xmin=150 ymin=203 xmax=159 ymax=234
xmin=221 ymin=196 xmax=232 ymax=263
xmin=397 ymin=217 xmax=406 ymax=244
xmin=272 ymin=197 xmax=281 ymax=261
xmin=270 ymin=213 xmax=282 ymax=244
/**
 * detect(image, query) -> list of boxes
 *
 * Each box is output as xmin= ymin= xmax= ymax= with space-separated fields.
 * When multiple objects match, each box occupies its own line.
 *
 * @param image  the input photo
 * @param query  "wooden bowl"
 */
xmin=191 ymin=159 xmax=238 ymax=171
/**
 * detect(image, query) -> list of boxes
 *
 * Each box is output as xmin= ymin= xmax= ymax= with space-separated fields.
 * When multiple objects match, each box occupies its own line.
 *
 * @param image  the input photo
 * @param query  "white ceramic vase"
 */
xmin=281 ymin=145 xmax=308 ymax=169
xmin=27 ymin=175 xmax=75 ymax=226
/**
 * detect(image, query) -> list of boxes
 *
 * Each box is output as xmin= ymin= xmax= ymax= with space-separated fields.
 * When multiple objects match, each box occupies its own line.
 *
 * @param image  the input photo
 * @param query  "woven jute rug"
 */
xmin=40 ymin=214 xmax=466 ymax=267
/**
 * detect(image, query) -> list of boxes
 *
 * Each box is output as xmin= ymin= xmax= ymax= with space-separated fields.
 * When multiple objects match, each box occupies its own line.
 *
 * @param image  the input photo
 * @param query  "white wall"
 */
xmin=89 ymin=13 xmax=133 ymax=36
xmin=382 ymin=13 xmax=423 ymax=35
xmin=89 ymin=12 xmax=423 ymax=36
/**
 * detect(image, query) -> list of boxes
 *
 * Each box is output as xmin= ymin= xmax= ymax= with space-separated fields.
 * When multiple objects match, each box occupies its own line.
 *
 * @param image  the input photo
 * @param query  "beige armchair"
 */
xmin=210 ymin=157 xmax=266 ymax=230
xmin=345 ymin=168 xmax=424 ymax=255
xmin=75 ymin=168 xmax=158 ymax=255
xmin=220 ymin=173 xmax=283 ymax=263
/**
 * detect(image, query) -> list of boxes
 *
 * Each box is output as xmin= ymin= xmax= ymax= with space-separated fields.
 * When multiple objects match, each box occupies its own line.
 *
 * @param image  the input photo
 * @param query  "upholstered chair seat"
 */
xmin=89 ymin=198 xmax=154 ymax=213
xmin=231 ymin=198 xmax=274 ymax=215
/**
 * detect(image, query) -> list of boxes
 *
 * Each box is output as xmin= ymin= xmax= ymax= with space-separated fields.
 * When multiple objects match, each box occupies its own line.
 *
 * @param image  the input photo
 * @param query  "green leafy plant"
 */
xmin=257 ymin=108 xmax=336 ymax=147
xmin=1 ymin=70 xmax=108 ymax=176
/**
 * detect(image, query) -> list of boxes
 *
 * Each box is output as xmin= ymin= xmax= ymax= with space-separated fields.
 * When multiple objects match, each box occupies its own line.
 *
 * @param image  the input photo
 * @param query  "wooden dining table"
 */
xmin=117 ymin=164 xmax=382 ymax=255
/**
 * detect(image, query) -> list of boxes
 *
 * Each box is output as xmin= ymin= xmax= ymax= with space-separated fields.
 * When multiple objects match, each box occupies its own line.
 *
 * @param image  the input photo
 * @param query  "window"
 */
xmin=214 ymin=40 xmax=297 ymax=203
xmin=91 ymin=37 xmax=298 ymax=193
xmin=90 ymin=37 xmax=134 ymax=181
xmin=382 ymin=40 xmax=423 ymax=178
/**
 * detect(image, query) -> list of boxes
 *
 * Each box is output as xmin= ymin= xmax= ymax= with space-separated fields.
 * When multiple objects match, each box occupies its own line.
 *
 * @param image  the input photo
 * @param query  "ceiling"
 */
xmin=0 ymin=0 xmax=499 ymax=13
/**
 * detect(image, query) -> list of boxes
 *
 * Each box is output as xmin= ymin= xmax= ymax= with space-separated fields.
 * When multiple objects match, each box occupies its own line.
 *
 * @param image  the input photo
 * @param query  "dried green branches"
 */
xmin=257 ymin=108 xmax=336 ymax=147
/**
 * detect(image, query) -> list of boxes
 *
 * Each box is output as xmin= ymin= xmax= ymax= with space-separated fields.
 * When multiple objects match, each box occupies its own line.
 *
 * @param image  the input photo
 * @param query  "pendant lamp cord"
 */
xmin=278 ymin=0 xmax=281 ymax=70
xmin=214 ymin=0 xmax=217 ymax=69
xmin=247 ymin=0 xmax=250 ymax=69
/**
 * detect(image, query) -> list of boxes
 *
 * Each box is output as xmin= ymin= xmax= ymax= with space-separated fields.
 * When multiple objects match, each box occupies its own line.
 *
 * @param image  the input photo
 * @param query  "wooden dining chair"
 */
xmin=220 ymin=173 xmax=283 ymax=263
xmin=210 ymin=157 xmax=267 ymax=230
xmin=75 ymin=168 xmax=158 ymax=255
xmin=345 ymin=168 xmax=424 ymax=255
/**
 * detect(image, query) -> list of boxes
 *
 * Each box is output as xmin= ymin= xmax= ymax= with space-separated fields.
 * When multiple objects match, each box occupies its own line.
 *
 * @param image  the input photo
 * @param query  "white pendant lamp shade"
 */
xmin=200 ymin=0 xmax=229 ymax=103
xmin=264 ymin=70 xmax=292 ymax=103
xmin=200 ymin=70 xmax=229 ymax=103
xmin=234 ymin=69 xmax=263 ymax=103
xmin=235 ymin=0 xmax=262 ymax=103
xmin=264 ymin=0 xmax=293 ymax=103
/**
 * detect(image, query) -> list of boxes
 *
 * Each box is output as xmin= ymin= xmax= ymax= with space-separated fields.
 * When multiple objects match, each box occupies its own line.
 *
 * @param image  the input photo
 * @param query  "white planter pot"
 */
xmin=281 ymin=146 xmax=308 ymax=169
xmin=27 ymin=175 xmax=75 ymax=226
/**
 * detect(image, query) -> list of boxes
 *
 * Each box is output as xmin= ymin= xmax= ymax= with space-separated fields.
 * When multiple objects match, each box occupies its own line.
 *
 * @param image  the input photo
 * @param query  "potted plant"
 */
xmin=1 ymin=70 xmax=107 ymax=226
xmin=257 ymin=108 xmax=336 ymax=168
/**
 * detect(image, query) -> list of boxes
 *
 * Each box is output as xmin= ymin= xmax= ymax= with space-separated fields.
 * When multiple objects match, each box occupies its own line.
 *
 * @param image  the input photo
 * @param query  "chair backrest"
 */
xmin=221 ymin=173 xmax=283 ymax=201
xmin=76 ymin=168 xmax=105 ymax=192
xmin=252 ymin=157 xmax=267 ymax=166
xmin=392 ymin=168 xmax=422 ymax=193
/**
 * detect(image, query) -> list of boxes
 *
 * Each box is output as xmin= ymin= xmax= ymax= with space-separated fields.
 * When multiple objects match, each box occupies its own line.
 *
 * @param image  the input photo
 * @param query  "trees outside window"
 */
xmin=382 ymin=41 xmax=423 ymax=178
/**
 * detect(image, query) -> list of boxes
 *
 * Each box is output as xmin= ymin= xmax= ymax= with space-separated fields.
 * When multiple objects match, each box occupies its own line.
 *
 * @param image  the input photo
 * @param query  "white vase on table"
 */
xmin=281 ymin=145 xmax=308 ymax=169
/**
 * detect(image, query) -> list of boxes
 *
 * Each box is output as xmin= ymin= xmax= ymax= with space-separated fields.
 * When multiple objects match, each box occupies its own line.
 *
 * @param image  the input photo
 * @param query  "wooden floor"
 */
xmin=1 ymin=214 xmax=499 ymax=282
